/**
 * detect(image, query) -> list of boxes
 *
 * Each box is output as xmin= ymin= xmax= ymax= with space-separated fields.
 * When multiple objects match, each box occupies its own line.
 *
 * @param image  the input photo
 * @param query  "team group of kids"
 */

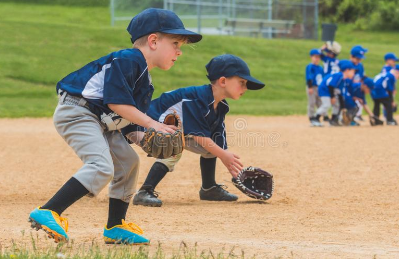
xmin=306 ymin=41 xmax=399 ymax=127
xmin=27 ymin=9 xmax=265 ymax=245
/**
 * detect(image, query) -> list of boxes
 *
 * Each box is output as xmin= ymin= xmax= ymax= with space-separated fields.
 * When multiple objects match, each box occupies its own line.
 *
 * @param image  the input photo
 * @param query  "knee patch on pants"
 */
xmin=156 ymin=153 xmax=182 ymax=172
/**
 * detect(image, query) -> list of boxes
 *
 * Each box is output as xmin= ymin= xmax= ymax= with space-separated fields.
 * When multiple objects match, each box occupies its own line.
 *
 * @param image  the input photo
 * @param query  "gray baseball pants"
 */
xmin=316 ymin=96 xmax=340 ymax=116
xmin=306 ymin=87 xmax=321 ymax=118
xmin=53 ymin=94 xmax=139 ymax=203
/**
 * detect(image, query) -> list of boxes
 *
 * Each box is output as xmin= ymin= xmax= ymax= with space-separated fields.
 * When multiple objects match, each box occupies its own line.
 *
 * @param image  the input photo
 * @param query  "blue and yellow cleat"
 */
xmin=28 ymin=207 xmax=69 ymax=243
xmin=103 ymin=220 xmax=149 ymax=245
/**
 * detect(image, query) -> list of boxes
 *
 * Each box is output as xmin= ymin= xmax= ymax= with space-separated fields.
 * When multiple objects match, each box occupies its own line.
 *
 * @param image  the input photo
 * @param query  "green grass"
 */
xmin=0 ymin=234 xmax=252 ymax=259
xmin=1 ymin=2 xmax=399 ymax=117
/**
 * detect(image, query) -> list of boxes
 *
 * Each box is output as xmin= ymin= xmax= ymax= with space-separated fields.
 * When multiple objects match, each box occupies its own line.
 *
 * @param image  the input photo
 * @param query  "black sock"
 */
xmin=142 ymin=162 xmax=169 ymax=189
xmin=315 ymin=114 xmax=321 ymax=121
xmin=41 ymin=177 xmax=89 ymax=215
xmin=107 ymin=198 xmax=129 ymax=229
xmin=200 ymin=157 xmax=217 ymax=189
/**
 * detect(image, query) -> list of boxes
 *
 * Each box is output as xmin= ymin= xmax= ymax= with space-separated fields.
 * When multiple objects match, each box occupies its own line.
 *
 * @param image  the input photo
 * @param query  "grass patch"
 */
xmin=0 ymin=233 xmax=253 ymax=259
xmin=1 ymin=2 xmax=399 ymax=117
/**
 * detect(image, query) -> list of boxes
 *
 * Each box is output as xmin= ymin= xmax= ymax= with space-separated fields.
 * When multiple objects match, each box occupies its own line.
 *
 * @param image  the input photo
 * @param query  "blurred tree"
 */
xmin=319 ymin=0 xmax=399 ymax=30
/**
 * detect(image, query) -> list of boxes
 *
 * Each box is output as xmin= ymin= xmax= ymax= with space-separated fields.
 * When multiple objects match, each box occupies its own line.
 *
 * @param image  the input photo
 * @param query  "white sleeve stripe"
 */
xmin=135 ymin=66 xmax=148 ymax=84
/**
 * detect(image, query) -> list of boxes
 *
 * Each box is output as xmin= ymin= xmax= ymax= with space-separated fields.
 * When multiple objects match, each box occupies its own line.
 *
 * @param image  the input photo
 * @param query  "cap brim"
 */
xmin=238 ymin=74 xmax=265 ymax=90
xmin=354 ymin=54 xmax=365 ymax=59
xmin=161 ymin=28 xmax=202 ymax=43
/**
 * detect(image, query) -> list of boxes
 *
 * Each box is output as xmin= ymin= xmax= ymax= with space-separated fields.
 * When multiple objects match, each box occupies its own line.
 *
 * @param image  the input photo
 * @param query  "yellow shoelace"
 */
xmin=121 ymin=220 xmax=143 ymax=235
xmin=59 ymin=216 xmax=69 ymax=233
xmin=51 ymin=211 xmax=69 ymax=233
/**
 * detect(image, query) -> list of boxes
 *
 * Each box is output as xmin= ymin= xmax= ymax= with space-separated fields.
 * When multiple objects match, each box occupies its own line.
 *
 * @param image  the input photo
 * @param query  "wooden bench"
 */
xmin=224 ymin=18 xmax=295 ymax=38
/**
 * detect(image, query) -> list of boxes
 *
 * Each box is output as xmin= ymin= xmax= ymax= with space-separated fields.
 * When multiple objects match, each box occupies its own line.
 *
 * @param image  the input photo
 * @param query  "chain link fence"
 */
xmin=110 ymin=0 xmax=318 ymax=40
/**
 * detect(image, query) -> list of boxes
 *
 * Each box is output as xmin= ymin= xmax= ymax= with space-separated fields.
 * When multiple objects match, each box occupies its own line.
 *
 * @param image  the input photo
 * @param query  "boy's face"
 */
xmin=350 ymin=56 xmax=362 ymax=65
xmin=223 ymin=76 xmax=248 ymax=100
xmin=153 ymin=35 xmax=184 ymax=70
xmin=311 ymin=55 xmax=321 ymax=64
xmin=326 ymin=52 xmax=336 ymax=58
xmin=386 ymin=59 xmax=396 ymax=67
xmin=343 ymin=68 xmax=355 ymax=79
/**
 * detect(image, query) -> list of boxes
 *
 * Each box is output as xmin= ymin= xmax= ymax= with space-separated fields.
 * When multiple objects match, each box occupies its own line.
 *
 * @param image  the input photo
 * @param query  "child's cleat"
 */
xmin=28 ymin=207 xmax=69 ymax=243
xmin=103 ymin=220 xmax=149 ymax=245
xmin=310 ymin=119 xmax=323 ymax=127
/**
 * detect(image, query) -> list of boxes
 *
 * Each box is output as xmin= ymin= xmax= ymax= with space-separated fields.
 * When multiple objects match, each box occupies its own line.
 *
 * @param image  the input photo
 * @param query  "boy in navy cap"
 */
xmin=312 ymin=60 xmax=356 ymax=126
xmin=371 ymin=65 xmax=399 ymax=125
xmin=125 ymin=54 xmax=265 ymax=207
xmin=382 ymin=53 xmax=399 ymax=74
xmin=28 ymin=8 xmax=201 ymax=244
xmin=305 ymin=49 xmax=324 ymax=126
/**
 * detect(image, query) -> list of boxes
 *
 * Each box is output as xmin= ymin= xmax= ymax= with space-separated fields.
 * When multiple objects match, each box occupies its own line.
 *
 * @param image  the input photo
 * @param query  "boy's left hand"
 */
xmin=220 ymin=151 xmax=243 ymax=178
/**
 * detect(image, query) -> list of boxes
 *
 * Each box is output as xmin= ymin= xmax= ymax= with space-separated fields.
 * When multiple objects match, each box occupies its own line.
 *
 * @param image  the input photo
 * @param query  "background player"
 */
xmin=125 ymin=55 xmax=265 ymax=207
xmin=382 ymin=53 xmax=399 ymax=74
xmin=306 ymin=49 xmax=324 ymax=126
xmin=350 ymin=45 xmax=368 ymax=121
xmin=312 ymin=60 xmax=356 ymax=126
xmin=321 ymin=41 xmax=341 ymax=76
xmin=371 ymin=65 xmax=399 ymax=125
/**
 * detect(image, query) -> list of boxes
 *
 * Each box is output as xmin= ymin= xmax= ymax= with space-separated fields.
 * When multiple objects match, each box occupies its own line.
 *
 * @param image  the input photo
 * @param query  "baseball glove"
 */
xmin=232 ymin=166 xmax=274 ymax=200
xmin=341 ymin=107 xmax=359 ymax=126
xmin=341 ymin=108 xmax=351 ymax=126
xmin=140 ymin=113 xmax=184 ymax=159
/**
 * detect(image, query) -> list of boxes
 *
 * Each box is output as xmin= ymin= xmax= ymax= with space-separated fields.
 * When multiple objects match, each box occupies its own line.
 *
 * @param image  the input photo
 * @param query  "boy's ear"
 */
xmin=147 ymin=33 xmax=158 ymax=50
xmin=219 ymin=77 xmax=227 ymax=88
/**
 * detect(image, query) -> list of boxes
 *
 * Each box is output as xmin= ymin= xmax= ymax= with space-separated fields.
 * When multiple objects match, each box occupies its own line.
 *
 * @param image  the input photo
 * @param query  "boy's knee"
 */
xmin=89 ymin=153 xmax=115 ymax=180
xmin=156 ymin=153 xmax=182 ymax=172
xmin=126 ymin=149 xmax=140 ymax=172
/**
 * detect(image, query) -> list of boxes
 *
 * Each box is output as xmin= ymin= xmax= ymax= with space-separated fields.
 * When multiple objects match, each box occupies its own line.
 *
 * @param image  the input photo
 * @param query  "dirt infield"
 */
xmin=1 ymin=116 xmax=399 ymax=258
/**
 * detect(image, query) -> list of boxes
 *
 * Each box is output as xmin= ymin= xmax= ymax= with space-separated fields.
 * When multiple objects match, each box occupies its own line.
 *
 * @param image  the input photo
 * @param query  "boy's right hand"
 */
xmin=220 ymin=151 xmax=243 ymax=178
xmin=308 ymin=87 xmax=314 ymax=95
xmin=148 ymin=121 xmax=177 ymax=134
xmin=331 ymin=97 xmax=336 ymax=105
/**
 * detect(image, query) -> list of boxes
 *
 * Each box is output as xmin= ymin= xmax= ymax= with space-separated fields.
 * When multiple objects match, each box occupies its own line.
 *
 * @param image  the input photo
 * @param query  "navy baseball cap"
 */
xmin=309 ymin=49 xmax=322 ymax=56
xmin=206 ymin=54 xmax=265 ymax=90
xmin=351 ymin=45 xmax=368 ymax=59
xmin=127 ymin=8 xmax=202 ymax=44
xmin=338 ymin=60 xmax=356 ymax=71
xmin=385 ymin=53 xmax=399 ymax=61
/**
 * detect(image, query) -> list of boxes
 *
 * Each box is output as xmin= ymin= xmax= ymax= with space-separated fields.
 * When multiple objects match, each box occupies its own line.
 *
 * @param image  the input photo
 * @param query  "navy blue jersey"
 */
xmin=57 ymin=48 xmax=154 ymax=119
xmin=321 ymin=55 xmax=340 ymax=75
xmin=305 ymin=63 xmax=324 ymax=87
xmin=352 ymin=82 xmax=367 ymax=105
xmin=318 ymin=72 xmax=344 ymax=97
xmin=124 ymin=85 xmax=229 ymax=150
xmin=372 ymin=72 xmax=396 ymax=99
xmin=353 ymin=62 xmax=365 ymax=83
